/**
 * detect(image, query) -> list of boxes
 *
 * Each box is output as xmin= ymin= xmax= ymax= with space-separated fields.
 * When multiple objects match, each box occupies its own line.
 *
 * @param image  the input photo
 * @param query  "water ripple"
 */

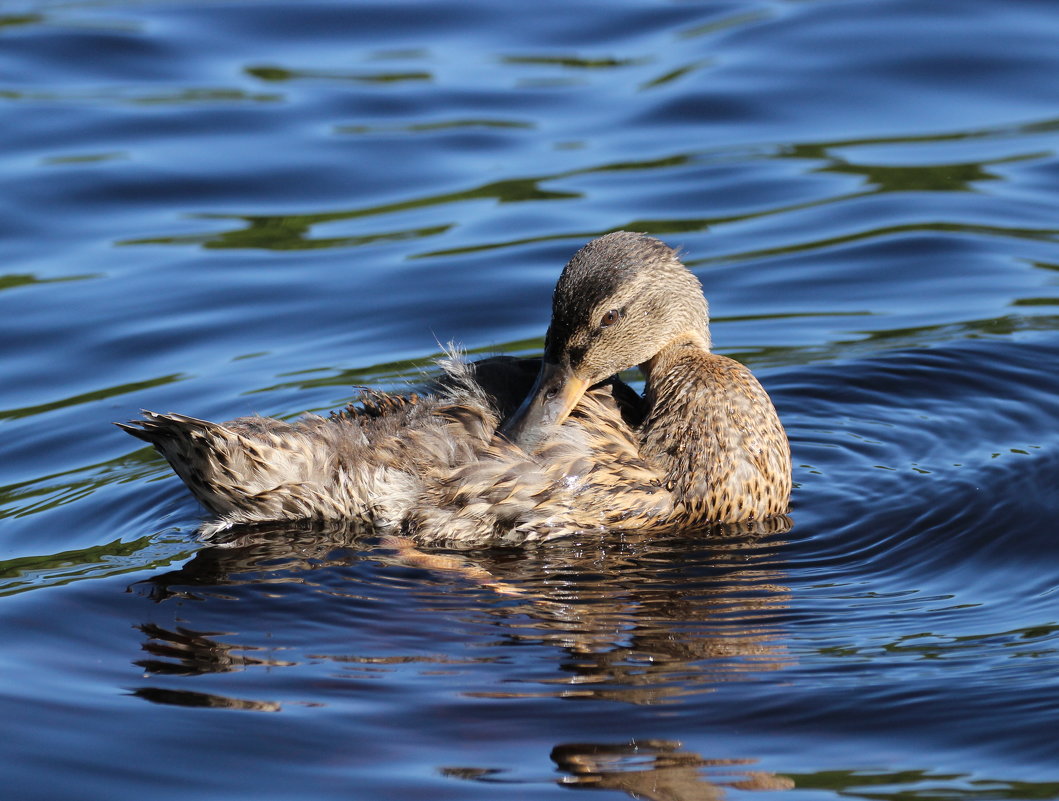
xmin=4 ymin=0 xmax=1059 ymax=797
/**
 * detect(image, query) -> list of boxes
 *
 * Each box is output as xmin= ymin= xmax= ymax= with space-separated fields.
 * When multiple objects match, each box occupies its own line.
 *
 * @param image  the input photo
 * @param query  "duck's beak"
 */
xmin=500 ymin=360 xmax=589 ymax=450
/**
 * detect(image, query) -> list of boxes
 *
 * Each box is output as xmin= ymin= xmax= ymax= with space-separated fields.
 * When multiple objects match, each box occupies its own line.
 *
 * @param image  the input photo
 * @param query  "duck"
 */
xmin=118 ymin=231 xmax=791 ymax=545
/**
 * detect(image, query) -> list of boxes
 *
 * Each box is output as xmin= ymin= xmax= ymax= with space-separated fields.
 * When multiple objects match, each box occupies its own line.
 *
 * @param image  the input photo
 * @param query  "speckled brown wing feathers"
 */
xmin=407 ymin=386 xmax=674 ymax=546
xmin=119 ymin=361 xmax=673 ymax=543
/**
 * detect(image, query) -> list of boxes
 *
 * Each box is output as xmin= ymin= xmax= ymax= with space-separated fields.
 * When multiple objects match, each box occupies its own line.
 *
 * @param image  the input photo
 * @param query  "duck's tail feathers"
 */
xmin=117 ymin=411 xmax=364 ymax=529
xmin=116 ymin=411 xmax=221 ymax=446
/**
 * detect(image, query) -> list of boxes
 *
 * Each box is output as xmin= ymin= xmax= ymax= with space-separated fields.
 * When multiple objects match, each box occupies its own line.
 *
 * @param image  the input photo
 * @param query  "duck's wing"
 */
xmin=406 ymin=387 xmax=674 ymax=547
xmin=427 ymin=355 xmax=538 ymax=419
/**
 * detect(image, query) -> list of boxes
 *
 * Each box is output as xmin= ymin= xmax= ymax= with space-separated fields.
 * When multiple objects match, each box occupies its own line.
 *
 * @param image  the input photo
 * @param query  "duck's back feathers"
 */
xmin=408 ymin=385 xmax=673 ymax=546
xmin=119 ymin=356 xmax=664 ymax=543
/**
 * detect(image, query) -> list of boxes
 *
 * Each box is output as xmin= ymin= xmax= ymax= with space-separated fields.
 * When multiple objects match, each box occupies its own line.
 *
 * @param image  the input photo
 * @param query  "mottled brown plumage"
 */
xmin=640 ymin=343 xmax=790 ymax=523
xmin=118 ymin=231 xmax=790 ymax=544
xmin=502 ymin=231 xmax=791 ymax=528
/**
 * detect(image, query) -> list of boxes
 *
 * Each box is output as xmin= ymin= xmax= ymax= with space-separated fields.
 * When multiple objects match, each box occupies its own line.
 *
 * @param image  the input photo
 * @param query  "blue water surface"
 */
xmin=3 ymin=1 xmax=1059 ymax=799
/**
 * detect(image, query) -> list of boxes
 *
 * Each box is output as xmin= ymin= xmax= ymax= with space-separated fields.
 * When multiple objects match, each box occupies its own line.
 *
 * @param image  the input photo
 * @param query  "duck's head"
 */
xmin=501 ymin=231 xmax=710 ymax=449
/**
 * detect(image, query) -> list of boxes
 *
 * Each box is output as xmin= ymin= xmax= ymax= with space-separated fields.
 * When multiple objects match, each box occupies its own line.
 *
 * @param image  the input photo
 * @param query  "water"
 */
xmin=3 ymin=0 xmax=1059 ymax=797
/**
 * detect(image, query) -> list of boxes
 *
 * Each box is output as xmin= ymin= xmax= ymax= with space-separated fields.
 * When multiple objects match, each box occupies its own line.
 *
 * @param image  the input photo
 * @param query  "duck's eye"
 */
xmin=600 ymin=308 xmax=621 ymax=328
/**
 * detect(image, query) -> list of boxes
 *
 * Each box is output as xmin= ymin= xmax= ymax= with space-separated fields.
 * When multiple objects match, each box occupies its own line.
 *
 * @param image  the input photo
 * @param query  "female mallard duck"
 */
xmin=119 ymin=232 xmax=790 ymax=545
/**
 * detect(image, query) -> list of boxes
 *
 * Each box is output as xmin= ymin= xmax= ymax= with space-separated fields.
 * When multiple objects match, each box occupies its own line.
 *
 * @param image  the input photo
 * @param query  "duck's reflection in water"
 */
xmin=445 ymin=740 xmax=793 ymax=799
xmin=133 ymin=516 xmax=793 ymax=709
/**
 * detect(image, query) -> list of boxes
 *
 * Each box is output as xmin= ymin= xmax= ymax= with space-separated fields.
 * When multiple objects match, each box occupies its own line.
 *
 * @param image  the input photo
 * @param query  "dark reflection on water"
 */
xmin=546 ymin=741 xmax=795 ymax=797
xmin=445 ymin=740 xmax=795 ymax=799
xmin=133 ymin=518 xmax=793 ymax=708
xmin=115 ymin=155 xmax=682 ymax=251
xmin=131 ymin=686 xmax=283 ymax=713
xmin=108 ymin=115 xmax=1059 ymax=267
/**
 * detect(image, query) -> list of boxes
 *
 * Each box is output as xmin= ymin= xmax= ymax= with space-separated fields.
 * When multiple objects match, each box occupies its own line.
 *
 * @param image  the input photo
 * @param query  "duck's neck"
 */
xmin=639 ymin=335 xmax=791 ymax=522
xmin=639 ymin=335 xmax=715 ymax=471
